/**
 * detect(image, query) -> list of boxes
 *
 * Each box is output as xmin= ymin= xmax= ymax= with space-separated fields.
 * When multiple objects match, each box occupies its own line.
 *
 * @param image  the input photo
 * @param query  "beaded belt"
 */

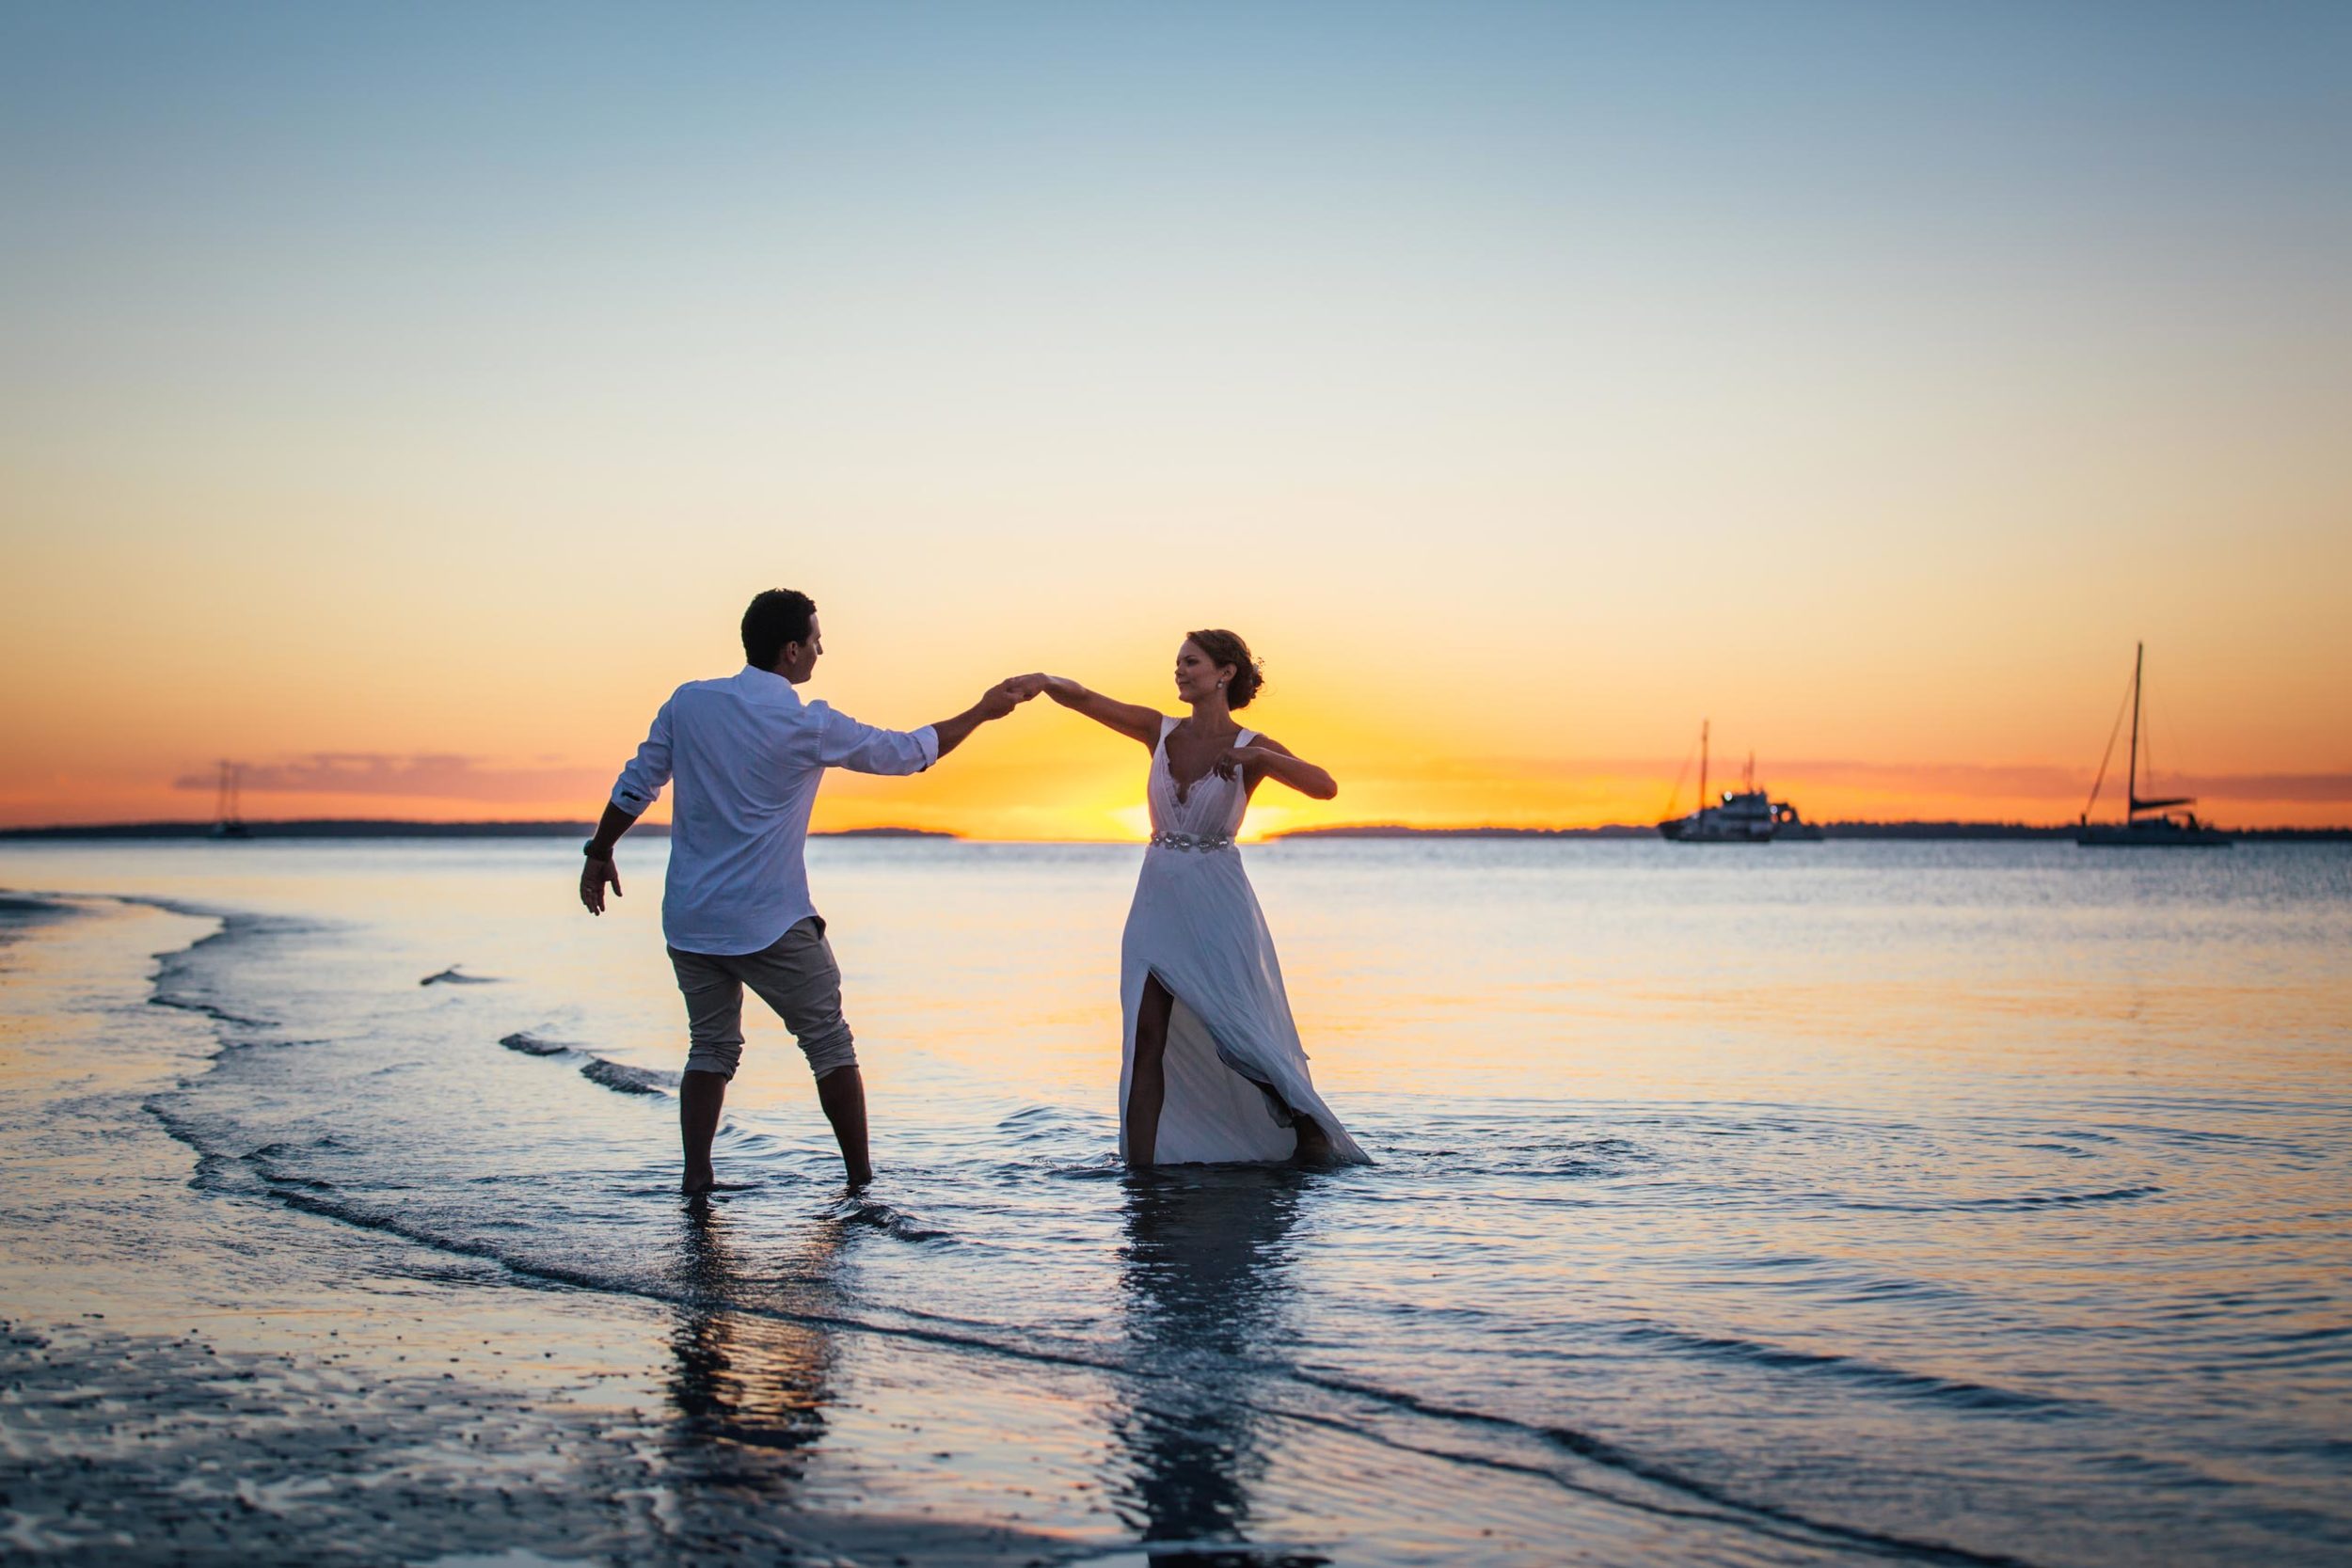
xmin=1149 ymin=831 xmax=1234 ymax=853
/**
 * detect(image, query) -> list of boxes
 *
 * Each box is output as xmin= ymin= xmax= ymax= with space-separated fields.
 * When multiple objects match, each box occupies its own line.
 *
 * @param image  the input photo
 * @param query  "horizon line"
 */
xmin=6 ymin=816 xmax=2351 ymax=841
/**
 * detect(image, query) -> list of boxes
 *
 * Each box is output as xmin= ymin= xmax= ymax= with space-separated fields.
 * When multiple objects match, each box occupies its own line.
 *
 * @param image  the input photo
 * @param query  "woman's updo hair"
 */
xmin=1186 ymin=627 xmax=1264 ymax=710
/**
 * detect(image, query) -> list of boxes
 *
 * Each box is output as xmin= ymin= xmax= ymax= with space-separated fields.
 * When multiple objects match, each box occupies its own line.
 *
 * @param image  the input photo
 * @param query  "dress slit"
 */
xmin=1137 ymin=965 xmax=1292 ymax=1119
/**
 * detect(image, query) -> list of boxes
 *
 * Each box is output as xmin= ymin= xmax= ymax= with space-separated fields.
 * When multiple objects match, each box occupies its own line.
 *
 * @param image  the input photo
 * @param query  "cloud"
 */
xmin=2174 ymin=772 xmax=2352 ymax=803
xmin=176 ymin=753 xmax=607 ymax=804
xmin=1760 ymin=761 xmax=2352 ymax=803
xmin=1366 ymin=754 xmax=2352 ymax=804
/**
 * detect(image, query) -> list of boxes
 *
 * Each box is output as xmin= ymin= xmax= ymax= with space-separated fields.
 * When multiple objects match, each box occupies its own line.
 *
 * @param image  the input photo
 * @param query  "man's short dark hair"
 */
xmin=742 ymin=589 xmax=818 ymax=669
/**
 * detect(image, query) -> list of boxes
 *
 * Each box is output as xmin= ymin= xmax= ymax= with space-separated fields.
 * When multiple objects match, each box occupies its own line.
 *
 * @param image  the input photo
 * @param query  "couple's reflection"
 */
xmin=1115 ymin=1167 xmax=1312 ymax=1565
xmin=667 ymin=1198 xmax=845 ymax=1483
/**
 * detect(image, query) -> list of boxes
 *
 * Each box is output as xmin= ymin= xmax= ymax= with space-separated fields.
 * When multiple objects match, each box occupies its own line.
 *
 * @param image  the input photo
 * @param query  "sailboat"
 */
xmin=2075 ymin=644 xmax=2229 ymax=847
xmin=209 ymin=760 xmax=251 ymax=841
xmin=1657 ymin=721 xmax=1822 ymax=843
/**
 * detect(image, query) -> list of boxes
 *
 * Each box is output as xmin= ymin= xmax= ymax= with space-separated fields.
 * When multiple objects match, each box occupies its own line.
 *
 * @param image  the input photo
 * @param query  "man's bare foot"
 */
xmin=844 ymin=1163 xmax=874 ymax=1190
xmin=682 ymin=1161 xmax=717 ymax=1195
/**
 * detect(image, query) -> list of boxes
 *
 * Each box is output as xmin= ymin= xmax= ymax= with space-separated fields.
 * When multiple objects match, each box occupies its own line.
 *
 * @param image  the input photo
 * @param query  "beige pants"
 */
xmin=667 ymin=916 xmax=856 ymax=1081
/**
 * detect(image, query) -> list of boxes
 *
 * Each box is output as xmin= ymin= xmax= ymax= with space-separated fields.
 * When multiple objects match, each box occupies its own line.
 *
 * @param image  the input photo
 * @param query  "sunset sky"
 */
xmin=4 ymin=2 xmax=2347 ymax=837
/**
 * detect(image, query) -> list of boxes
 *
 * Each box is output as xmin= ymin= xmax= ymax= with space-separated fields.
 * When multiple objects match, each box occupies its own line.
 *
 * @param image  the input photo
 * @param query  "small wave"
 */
xmin=579 ymin=1057 xmax=675 ymax=1097
xmin=142 ymin=1098 xmax=259 ymax=1196
xmin=1289 ymin=1370 xmax=2043 ymax=1566
xmin=1851 ymin=1185 xmax=2162 ymax=1213
xmin=1381 ymin=1129 xmax=1652 ymax=1179
xmin=142 ymin=908 xmax=302 ymax=1029
xmin=994 ymin=1104 xmax=1093 ymax=1140
xmin=235 ymin=1141 xmax=344 ymax=1194
xmin=1040 ymin=1156 xmax=1129 ymax=1180
xmin=827 ymin=1197 xmax=951 ymax=1243
xmin=1619 ymin=1323 xmax=2074 ymax=1415
xmin=1979 ymin=1184 xmax=2161 ymax=1210
xmin=148 ymin=993 xmax=275 ymax=1030
xmin=494 ymin=1029 xmax=677 ymax=1099
xmin=0 ymin=894 xmax=81 ymax=942
xmin=420 ymin=965 xmax=499 ymax=986
xmin=1502 ymin=1146 xmax=1645 ymax=1178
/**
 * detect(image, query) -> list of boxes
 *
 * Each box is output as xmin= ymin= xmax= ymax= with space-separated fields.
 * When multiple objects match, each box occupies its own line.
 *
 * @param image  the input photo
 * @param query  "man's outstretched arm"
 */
xmin=822 ymin=677 xmax=1042 ymax=775
xmin=928 ymin=675 xmax=1043 ymax=760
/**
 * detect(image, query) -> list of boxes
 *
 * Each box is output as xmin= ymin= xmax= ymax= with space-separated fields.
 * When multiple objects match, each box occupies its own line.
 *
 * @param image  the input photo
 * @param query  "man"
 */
xmin=580 ymin=588 xmax=1036 ymax=1192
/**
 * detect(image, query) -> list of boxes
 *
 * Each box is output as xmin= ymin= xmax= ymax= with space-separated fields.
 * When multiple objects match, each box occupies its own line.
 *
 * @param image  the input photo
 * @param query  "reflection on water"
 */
xmin=3 ymin=839 xmax=2348 ymax=1565
xmin=1115 ymin=1169 xmax=1306 ymax=1562
xmin=666 ymin=1202 xmax=843 ymax=1483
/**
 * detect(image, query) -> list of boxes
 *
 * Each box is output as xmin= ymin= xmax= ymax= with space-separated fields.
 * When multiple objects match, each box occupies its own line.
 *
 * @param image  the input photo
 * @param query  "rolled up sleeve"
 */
xmin=812 ymin=703 xmax=939 ymax=776
xmin=612 ymin=698 xmax=675 ymax=816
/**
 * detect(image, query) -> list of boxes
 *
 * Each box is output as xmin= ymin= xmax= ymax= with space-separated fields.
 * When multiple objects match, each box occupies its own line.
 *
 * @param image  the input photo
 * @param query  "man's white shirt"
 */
xmin=611 ymin=666 xmax=938 ymax=954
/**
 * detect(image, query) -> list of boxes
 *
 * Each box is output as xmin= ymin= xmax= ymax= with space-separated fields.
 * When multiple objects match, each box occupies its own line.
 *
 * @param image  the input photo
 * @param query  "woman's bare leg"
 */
xmin=1290 ymin=1111 xmax=1335 ymax=1164
xmin=1129 ymin=974 xmax=1173 ymax=1166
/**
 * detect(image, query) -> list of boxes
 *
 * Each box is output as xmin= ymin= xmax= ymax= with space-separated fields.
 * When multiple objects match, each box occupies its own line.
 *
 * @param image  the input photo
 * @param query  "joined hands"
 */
xmin=977 ymin=673 xmax=1051 ymax=719
xmin=980 ymin=673 xmax=1064 ymax=717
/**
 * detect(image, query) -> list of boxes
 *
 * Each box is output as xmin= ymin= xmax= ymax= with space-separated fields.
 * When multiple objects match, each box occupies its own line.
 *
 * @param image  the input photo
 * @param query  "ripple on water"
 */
xmin=13 ymin=842 xmax=2346 ymax=1568
xmin=1615 ymin=1323 xmax=2080 ymax=1417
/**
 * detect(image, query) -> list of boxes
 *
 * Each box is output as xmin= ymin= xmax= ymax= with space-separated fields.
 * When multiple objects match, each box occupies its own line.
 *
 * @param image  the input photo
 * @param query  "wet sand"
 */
xmin=0 ymin=896 xmax=1084 ymax=1567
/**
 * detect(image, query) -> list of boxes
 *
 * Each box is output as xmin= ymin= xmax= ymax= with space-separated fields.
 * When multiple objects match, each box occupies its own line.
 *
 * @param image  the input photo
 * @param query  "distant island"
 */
xmin=1273 ymin=822 xmax=2352 ymax=842
xmin=1276 ymin=824 xmax=1659 ymax=840
xmin=0 ymin=820 xmax=960 ymax=841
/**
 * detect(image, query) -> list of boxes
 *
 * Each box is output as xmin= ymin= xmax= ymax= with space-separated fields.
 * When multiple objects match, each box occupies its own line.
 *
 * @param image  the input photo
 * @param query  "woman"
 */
xmin=1034 ymin=631 xmax=1370 ymax=1167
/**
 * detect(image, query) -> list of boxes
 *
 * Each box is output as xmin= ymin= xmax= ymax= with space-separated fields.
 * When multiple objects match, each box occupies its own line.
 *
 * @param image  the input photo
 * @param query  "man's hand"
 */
xmin=580 ymin=853 xmax=622 ymax=915
xmin=978 ymin=674 xmax=1046 ymax=719
xmin=934 ymin=676 xmax=1045 ymax=759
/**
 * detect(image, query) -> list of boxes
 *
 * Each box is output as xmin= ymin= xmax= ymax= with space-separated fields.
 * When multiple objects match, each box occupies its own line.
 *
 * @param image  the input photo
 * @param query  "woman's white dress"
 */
xmin=1119 ymin=718 xmax=1371 ymax=1165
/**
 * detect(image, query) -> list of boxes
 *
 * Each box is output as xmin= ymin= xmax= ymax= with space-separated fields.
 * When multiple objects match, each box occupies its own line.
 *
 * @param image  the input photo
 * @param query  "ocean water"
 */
xmin=2 ymin=837 xmax=2348 ymax=1565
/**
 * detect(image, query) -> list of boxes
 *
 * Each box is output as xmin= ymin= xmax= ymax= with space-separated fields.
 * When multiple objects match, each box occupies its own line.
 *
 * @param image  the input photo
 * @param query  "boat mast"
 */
xmin=1699 ymin=721 xmax=1708 ymax=813
xmin=2126 ymin=641 xmax=2142 ymax=817
xmin=214 ymin=760 xmax=245 ymax=832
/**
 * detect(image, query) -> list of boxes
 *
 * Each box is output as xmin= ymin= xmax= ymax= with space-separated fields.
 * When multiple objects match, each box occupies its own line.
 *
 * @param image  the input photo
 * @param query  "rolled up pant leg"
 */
xmin=668 ymin=947 xmax=747 ymax=1079
xmin=737 ymin=916 xmax=859 ymax=1080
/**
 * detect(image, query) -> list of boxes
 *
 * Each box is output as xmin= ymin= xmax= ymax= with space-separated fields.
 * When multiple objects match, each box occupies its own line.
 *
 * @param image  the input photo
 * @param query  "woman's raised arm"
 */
xmin=1034 ymin=675 xmax=1164 ymax=749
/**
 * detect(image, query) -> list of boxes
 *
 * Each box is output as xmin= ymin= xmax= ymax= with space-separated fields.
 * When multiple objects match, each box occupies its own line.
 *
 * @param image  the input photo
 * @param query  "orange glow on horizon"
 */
xmin=5 ymin=737 xmax=2344 ymax=838
xmin=3 ymin=6 xmax=2348 ymax=841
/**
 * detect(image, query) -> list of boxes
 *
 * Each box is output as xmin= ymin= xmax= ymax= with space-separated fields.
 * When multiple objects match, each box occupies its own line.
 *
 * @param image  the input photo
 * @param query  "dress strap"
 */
xmin=1158 ymin=715 xmax=1181 ymax=747
xmin=1235 ymin=728 xmax=1256 ymax=748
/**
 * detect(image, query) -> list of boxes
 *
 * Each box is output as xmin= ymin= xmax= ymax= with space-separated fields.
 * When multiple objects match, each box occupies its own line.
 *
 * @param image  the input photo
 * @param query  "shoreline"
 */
xmin=5 ymin=819 xmax=2348 ymax=843
xmin=0 ymin=821 xmax=961 ymax=842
